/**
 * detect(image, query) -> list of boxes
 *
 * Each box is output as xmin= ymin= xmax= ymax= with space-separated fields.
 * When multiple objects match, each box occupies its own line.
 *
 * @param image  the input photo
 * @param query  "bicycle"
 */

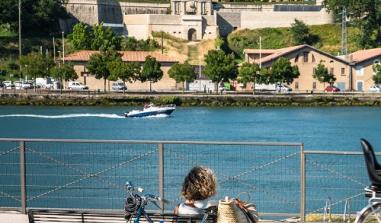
xmin=124 ymin=181 xmax=217 ymax=223
xmin=354 ymin=139 xmax=381 ymax=223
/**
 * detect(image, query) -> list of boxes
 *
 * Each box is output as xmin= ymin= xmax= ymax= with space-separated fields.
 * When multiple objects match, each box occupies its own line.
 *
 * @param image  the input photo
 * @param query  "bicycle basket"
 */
xmin=124 ymin=194 xmax=143 ymax=220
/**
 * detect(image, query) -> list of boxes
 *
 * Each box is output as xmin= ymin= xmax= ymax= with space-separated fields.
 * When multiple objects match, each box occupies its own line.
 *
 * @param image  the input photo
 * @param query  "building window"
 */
xmin=303 ymin=52 xmax=309 ymax=62
xmin=313 ymin=82 xmax=316 ymax=90
xmin=295 ymin=82 xmax=299 ymax=90
xmin=341 ymin=68 xmax=345 ymax=76
xmin=312 ymin=54 xmax=316 ymax=63
xmin=330 ymin=68 xmax=334 ymax=74
xmin=356 ymin=66 xmax=364 ymax=76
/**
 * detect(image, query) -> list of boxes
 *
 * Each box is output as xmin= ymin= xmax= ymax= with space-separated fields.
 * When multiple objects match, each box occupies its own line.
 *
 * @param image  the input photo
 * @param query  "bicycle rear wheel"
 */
xmin=355 ymin=203 xmax=381 ymax=223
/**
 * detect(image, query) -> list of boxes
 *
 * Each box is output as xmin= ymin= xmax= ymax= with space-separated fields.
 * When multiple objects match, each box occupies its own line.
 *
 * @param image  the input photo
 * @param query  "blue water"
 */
xmin=0 ymin=106 xmax=380 ymax=150
xmin=0 ymin=106 xmax=380 ymax=216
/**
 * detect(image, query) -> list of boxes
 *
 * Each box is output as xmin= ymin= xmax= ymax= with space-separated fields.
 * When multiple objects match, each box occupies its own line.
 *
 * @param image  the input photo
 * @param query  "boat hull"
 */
xmin=125 ymin=107 xmax=175 ymax=118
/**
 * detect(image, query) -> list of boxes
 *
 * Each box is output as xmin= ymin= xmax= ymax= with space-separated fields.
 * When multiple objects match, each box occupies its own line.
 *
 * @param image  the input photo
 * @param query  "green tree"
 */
xmin=373 ymin=63 xmax=381 ymax=85
xmin=323 ymin=0 xmax=381 ymax=48
xmin=121 ymin=37 xmax=159 ymax=51
xmin=203 ymin=50 xmax=237 ymax=92
xmin=86 ymin=51 xmax=121 ymax=92
xmin=313 ymin=62 xmax=336 ymax=86
xmin=290 ymin=19 xmax=316 ymax=45
xmin=91 ymin=23 xmax=121 ymax=51
xmin=270 ymin=57 xmax=300 ymax=85
xmin=138 ymin=56 xmax=163 ymax=92
xmin=0 ymin=0 xmax=67 ymax=35
xmin=168 ymin=62 xmax=195 ymax=92
xmin=108 ymin=58 xmax=141 ymax=94
xmin=50 ymin=63 xmax=78 ymax=93
xmin=237 ymin=62 xmax=260 ymax=93
xmin=19 ymin=52 xmax=54 ymax=86
xmin=69 ymin=22 xmax=92 ymax=50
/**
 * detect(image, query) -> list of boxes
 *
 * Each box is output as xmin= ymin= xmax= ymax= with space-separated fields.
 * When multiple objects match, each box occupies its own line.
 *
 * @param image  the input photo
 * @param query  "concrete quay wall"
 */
xmin=2 ymin=93 xmax=381 ymax=107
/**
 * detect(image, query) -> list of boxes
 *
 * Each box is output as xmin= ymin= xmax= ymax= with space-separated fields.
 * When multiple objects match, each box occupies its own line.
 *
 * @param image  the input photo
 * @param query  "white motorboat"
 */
xmin=125 ymin=104 xmax=176 ymax=118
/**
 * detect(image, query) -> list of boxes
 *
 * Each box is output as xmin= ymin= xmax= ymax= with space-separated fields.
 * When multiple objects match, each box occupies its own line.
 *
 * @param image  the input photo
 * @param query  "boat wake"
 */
xmin=134 ymin=114 xmax=170 ymax=119
xmin=0 ymin=113 xmax=125 ymax=119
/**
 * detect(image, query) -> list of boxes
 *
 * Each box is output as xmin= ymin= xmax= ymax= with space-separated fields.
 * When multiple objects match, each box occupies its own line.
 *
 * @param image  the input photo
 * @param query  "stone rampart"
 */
xmin=240 ymin=10 xmax=334 ymax=29
xmin=63 ymin=0 xmax=169 ymax=32
xmin=217 ymin=12 xmax=241 ymax=37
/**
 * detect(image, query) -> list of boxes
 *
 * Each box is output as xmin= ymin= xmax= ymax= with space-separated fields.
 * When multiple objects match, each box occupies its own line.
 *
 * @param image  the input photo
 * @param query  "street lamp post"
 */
xmin=62 ymin=32 xmax=65 ymax=64
xmin=18 ymin=0 xmax=22 ymax=67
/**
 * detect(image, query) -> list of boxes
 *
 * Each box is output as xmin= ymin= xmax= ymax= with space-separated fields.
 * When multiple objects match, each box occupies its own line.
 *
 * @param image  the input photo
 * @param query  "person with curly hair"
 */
xmin=177 ymin=166 xmax=217 ymax=215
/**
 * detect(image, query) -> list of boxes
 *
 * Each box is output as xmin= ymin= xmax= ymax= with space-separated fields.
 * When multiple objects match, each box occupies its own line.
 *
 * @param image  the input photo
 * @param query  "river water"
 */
xmin=0 ymin=106 xmax=380 ymax=216
xmin=0 ymin=106 xmax=380 ymax=150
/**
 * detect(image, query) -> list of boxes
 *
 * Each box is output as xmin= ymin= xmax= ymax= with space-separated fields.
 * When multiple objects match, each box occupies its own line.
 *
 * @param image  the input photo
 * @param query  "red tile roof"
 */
xmin=243 ymin=49 xmax=278 ymax=54
xmin=64 ymin=50 xmax=179 ymax=63
xmin=245 ymin=44 xmax=349 ymax=65
xmin=348 ymin=48 xmax=381 ymax=64
xmin=259 ymin=45 xmax=306 ymax=64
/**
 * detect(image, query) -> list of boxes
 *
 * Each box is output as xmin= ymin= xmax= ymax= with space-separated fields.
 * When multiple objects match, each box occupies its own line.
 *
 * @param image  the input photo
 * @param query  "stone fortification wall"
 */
xmin=216 ymin=12 xmax=240 ymax=37
xmin=215 ymin=3 xmax=262 ymax=13
xmin=63 ymin=0 xmax=169 ymax=32
xmin=148 ymin=15 xmax=182 ymax=24
xmin=240 ymin=10 xmax=334 ymax=29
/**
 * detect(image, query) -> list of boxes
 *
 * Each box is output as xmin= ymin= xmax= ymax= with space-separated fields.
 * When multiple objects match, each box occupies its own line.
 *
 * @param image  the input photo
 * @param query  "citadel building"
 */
xmin=63 ymin=0 xmax=333 ymax=41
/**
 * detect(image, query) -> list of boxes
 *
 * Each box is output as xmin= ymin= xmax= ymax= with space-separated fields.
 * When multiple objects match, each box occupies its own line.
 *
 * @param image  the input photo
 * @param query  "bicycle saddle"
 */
xmin=361 ymin=139 xmax=381 ymax=187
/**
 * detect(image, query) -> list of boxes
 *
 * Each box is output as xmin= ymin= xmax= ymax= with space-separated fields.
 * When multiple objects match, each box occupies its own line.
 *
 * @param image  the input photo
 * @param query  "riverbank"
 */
xmin=2 ymin=92 xmax=381 ymax=107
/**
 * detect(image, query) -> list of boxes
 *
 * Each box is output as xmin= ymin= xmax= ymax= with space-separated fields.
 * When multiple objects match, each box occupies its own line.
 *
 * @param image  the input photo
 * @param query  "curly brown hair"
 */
xmin=181 ymin=166 xmax=217 ymax=201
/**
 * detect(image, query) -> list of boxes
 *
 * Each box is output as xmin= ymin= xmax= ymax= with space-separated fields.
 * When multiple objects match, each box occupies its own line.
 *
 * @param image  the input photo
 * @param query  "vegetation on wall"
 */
xmin=227 ymin=24 xmax=361 ymax=57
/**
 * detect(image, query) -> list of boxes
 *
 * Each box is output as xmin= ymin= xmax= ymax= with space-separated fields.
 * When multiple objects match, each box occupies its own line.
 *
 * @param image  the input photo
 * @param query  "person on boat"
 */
xmin=176 ymin=166 xmax=217 ymax=215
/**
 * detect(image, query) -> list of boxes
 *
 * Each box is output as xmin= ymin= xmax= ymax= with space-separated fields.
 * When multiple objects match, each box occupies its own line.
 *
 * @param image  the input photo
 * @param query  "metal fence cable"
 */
xmin=27 ymin=148 xmax=157 ymax=202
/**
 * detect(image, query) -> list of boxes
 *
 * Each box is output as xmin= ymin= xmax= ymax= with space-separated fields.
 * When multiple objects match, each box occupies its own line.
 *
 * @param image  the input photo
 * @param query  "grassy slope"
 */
xmin=227 ymin=24 xmax=362 ymax=57
xmin=152 ymin=32 xmax=216 ymax=65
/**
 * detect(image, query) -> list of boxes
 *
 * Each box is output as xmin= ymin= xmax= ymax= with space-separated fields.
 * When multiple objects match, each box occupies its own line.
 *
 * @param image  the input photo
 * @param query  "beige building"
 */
xmin=64 ymin=50 xmax=181 ymax=91
xmin=348 ymin=48 xmax=381 ymax=92
xmin=244 ymin=45 xmax=352 ymax=92
xmin=124 ymin=0 xmax=218 ymax=41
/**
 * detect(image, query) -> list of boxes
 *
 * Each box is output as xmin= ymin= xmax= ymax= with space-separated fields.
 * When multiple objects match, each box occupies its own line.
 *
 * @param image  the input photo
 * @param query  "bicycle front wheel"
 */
xmin=355 ymin=203 xmax=381 ymax=223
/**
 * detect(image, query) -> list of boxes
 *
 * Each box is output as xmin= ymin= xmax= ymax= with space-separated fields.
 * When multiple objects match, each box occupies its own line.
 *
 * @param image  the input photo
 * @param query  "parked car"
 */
xmin=369 ymin=85 xmax=381 ymax=92
xmin=14 ymin=81 xmax=22 ymax=90
xmin=3 ymin=81 xmax=14 ymax=89
xmin=324 ymin=85 xmax=340 ymax=92
xmin=68 ymin=81 xmax=88 ymax=90
xmin=111 ymin=82 xmax=127 ymax=91
xmin=276 ymin=84 xmax=292 ymax=93
xmin=21 ymin=81 xmax=33 ymax=89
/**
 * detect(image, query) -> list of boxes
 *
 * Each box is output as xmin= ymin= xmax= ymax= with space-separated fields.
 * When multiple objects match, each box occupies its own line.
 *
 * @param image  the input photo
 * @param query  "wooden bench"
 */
xmin=28 ymin=209 xmax=217 ymax=223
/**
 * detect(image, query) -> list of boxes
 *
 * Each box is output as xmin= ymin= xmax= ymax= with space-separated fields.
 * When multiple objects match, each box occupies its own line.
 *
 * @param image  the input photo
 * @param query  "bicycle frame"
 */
xmin=133 ymin=206 xmax=154 ymax=223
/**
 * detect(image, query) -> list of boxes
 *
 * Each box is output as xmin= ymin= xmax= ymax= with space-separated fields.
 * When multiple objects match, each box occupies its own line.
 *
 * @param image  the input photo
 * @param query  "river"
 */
xmin=0 ymin=106 xmax=380 ymax=150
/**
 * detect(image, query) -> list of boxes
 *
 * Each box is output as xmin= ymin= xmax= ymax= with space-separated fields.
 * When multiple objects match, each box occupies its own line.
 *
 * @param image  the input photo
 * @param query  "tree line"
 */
xmin=69 ymin=23 xmax=159 ymax=52
xmin=0 ymin=0 xmax=67 ymax=36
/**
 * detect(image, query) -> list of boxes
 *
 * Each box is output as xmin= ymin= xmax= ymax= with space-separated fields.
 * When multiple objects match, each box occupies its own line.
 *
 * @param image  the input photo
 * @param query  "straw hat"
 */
xmin=217 ymin=198 xmax=251 ymax=223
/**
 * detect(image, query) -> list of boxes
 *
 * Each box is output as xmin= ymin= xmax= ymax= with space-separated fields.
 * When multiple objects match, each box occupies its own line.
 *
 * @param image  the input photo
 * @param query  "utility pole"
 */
xmin=53 ymin=37 xmax=56 ymax=62
xmin=341 ymin=7 xmax=348 ymax=56
xmin=161 ymin=31 xmax=164 ymax=55
xmin=18 ymin=0 xmax=22 ymax=66
xmin=62 ymin=32 xmax=65 ymax=64
xmin=259 ymin=36 xmax=262 ymax=69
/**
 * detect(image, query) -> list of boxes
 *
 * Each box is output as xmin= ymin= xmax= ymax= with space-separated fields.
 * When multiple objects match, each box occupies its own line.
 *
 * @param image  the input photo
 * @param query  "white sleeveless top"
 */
xmin=178 ymin=200 xmax=208 ymax=215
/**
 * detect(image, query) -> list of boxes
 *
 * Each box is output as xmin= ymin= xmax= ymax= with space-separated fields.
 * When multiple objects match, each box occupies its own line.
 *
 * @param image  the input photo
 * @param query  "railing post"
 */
xmin=19 ymin=141 xmax=27 ymax=214
xmin=300 ymin=144 xmax=305 ymax=223
xmin=158 ymin=143 xmax=165 ymax=213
